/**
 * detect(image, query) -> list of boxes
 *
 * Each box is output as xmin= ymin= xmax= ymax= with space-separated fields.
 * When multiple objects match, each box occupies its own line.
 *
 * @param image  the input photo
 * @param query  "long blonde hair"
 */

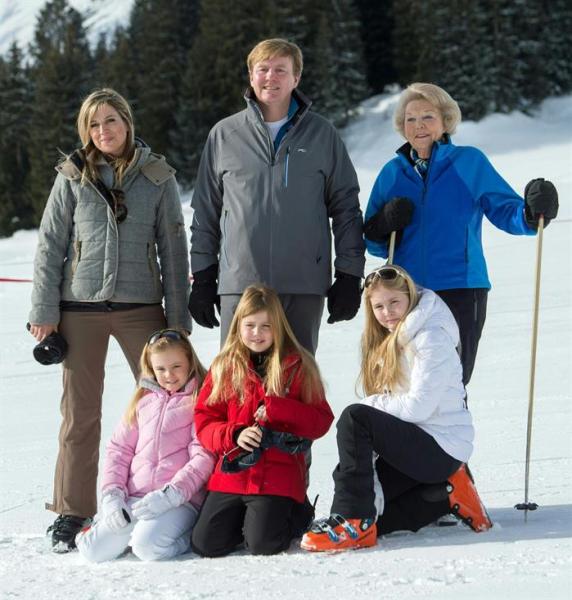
xmin=359 ymin=265 xmax=419 ymax=395
xmin=207 ymin=285 xmax=324 ymax=405
xmin=75 ymin=88 xmax=136 ymax=186
xmin=124 ymin=330 xmax=207 ymax=425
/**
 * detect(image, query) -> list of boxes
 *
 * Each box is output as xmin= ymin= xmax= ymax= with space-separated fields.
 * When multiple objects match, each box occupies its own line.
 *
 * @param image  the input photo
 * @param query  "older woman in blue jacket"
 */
xmin=364 ymin=83 xmax=559 ymax=385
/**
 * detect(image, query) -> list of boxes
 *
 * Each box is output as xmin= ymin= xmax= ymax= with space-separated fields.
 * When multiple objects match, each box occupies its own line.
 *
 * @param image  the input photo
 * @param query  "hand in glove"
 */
xmin=131 ymin=485 xmax=185 ymax=521
xmin=364 ymin=197 xmax=414 ymax=243
xmin=188 ymin=264 xmax=221 ymax=328
xmin=524 ymin=178 xmax=559 ymax=229
xmin=100 ymin=489 xmax=131 ymax=531
xmin=327 ymin=271 xmax=362 ymax=324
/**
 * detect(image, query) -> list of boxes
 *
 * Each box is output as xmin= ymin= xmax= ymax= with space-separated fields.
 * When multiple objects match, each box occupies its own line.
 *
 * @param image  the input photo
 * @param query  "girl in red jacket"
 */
xmin=191 ymin=285 xmax=334 ymax=556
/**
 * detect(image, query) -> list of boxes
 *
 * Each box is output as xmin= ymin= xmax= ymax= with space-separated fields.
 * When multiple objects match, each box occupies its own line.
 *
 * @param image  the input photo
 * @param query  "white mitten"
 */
xmin=131 ymin=485 xmax=185 ymax=521
xmin=100 ymin=489 xmax=131 ymax=531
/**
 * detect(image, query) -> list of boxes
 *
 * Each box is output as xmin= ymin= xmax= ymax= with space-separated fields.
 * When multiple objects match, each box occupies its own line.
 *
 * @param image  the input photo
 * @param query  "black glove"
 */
xmin=524 ymin=178 xmax=558 ymax=229
xmin=364 ymin=197 xmax=414 ymax=243
xmin=327 ymin=271 xmax=362 ymax=324
xmin=188 ymin=264 xmax=220 ymax=328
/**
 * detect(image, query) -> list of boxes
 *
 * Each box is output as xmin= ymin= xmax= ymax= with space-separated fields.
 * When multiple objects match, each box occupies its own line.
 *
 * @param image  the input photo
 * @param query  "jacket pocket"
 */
xmin=71 ymin=240 xmax=82 ymax=277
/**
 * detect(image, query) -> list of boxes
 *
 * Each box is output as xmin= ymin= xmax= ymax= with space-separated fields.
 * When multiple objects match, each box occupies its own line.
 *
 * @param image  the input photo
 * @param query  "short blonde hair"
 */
xmin=393 ymin=83 xmax=462 ymax=137
xmin=247 ymin=38 xmax=303 ymax=78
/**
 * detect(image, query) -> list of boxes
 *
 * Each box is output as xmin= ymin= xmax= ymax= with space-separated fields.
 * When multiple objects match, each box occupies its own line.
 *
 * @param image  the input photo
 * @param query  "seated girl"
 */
xmin=301 ymin=265 xmax=492 ymax=552
xmin=76 ymin=330 xmax=215 ymax=561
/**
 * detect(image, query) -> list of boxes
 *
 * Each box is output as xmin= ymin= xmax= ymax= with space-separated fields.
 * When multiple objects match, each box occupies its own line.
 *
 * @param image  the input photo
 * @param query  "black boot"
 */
xmin=47 ymin=515 xmax=91 ymax=553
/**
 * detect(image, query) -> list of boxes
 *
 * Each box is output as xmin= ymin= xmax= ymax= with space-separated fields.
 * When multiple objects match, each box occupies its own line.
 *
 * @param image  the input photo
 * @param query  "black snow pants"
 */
xmin=331 ymin=404 xmax=462 ymax=535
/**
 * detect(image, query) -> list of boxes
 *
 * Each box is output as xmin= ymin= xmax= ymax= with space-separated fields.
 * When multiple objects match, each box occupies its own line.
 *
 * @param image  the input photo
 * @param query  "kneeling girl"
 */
xmin=191 ymin=285 xmax=334 ymax=557
xmin=302 ymin=265 xmax=492 ymax=552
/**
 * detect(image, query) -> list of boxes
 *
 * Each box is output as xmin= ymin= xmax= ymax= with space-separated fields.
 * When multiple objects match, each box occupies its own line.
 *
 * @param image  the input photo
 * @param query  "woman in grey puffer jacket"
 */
xmin=28 ymin=88 xmax=192 ymax=552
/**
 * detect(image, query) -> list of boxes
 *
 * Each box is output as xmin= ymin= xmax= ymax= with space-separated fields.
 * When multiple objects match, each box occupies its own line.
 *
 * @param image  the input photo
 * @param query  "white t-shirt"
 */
xmin=265 ymin=116 xmax=289 ymax=142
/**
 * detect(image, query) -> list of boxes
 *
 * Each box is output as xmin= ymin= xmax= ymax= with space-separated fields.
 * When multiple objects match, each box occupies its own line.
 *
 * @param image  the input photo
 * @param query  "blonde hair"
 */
xmin=393 ymin=82 xmax=462 ymax=138
xmin=359 ymin=265 xmax=419 ymax=395
xmin=124 ymin=330 xmax=207 ymax=425
xmin=247 ymin=38 xmax=303 ymax=78
xmin=76 ymin=88 xmax=136 ymax=186
xmin=207 ymin=285 xmax=323 ymax=405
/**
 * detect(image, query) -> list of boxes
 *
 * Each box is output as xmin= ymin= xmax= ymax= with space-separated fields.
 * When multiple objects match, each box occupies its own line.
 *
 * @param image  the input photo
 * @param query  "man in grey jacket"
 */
xmin=189 ymin=38 xmax=365 ymax=354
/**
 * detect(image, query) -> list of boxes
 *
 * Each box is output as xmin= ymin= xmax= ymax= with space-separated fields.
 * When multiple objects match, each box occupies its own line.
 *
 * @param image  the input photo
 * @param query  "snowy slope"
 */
xmin=0 ymin=94 xmax=571 ymax=599
xmin=0 ymin=0 xmax=134 ymax=55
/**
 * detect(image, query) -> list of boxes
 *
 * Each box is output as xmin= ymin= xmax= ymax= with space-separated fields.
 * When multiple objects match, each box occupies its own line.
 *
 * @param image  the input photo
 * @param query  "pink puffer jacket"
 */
xmin=101 ymin=378 xmax=215 ymax=510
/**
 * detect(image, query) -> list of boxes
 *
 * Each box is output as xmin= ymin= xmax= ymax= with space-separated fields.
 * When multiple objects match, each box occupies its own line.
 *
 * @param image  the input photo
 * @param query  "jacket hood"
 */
xmin=54 ymin=138 xmax=171 ymax=187
xmin=398 ymin=287 xmax=460 ymax=348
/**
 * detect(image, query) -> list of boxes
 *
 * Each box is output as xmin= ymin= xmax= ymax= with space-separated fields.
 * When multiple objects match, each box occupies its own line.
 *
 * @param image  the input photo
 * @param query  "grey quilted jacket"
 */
xmin=30 ymin=144 xmax=192 ymax=331
xmin=190 ymin=88 xmax=365 ymax=295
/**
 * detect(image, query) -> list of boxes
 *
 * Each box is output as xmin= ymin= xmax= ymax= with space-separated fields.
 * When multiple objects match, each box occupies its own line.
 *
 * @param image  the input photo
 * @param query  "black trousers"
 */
xmin=191 ymin=492 xmax=313 ymax=557
xmin=331 ymin=404 xmax=461 ymax=534
xmin=436 ymin=288 xmax=488 ymax=385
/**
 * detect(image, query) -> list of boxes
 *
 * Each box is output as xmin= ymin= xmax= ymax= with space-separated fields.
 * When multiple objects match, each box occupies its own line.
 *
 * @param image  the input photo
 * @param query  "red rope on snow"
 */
xmin=0 ymin=277 xmax=33 ymax=282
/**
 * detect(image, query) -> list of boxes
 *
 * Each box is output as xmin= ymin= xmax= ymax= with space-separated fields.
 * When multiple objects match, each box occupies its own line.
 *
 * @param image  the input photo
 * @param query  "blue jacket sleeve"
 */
xmin=455 ymin=148 xmax=535 ymax=236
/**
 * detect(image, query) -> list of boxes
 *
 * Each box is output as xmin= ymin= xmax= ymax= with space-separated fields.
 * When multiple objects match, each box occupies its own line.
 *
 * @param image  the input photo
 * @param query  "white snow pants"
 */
xmin=76 ymin=496 xmax=198 ymax=562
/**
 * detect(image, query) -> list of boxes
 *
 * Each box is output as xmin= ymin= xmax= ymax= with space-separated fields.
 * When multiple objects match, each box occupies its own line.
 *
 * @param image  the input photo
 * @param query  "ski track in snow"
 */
xmin=1 ymin=94 xmax=571 ymax=599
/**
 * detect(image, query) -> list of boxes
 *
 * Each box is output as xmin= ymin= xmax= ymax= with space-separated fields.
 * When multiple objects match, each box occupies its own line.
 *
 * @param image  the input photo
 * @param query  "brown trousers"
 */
xmin=46 ymin=305 xmax=166 ymax=518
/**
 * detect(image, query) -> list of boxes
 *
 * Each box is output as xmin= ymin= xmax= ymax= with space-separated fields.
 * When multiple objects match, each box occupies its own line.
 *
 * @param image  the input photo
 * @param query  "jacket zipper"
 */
xmin=152 ymin=394 xmax=170 ymax=491
xmin=71 ymin=240 xmax=82 ymax=276
xmin=284 ymin=146 xmax=290 ymax=188
xmin=420 ymin=149 xmax=436 ymax=285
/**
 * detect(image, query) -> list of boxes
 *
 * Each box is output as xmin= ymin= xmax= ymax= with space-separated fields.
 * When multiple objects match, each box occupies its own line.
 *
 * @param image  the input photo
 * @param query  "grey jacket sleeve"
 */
xmin=29 ymin=174 xmax=75 ymax=325
xmin=156 ymin=176 xmax=192 ymax=332
xmin=190 ymin=129 xmax=223 ymax=275
xmin=325 ymin=131 xmax=365 ymax=278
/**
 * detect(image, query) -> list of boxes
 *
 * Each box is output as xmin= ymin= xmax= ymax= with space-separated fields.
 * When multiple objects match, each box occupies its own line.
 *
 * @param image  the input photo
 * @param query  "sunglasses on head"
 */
xmin=147 ymin=329 xmax=186 ymax=345
xmin=110 ymin=188 xmax=128 ymax=224
xmin=364 ymin=265 xmax=404 ymax=288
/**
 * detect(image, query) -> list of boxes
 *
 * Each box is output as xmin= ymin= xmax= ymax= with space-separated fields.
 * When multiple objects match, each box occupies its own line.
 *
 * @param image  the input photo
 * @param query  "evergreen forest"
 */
xmin=0 ymin=0 xmax=570 ymax=237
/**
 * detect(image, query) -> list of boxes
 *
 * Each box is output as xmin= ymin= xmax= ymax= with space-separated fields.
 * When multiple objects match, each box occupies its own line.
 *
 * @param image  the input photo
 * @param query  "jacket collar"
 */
xmin=139 ymin=376 xmax=198 ymax=400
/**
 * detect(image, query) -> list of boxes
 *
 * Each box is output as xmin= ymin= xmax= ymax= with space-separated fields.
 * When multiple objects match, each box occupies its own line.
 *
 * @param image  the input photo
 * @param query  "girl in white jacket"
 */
xmin=302 ymin=265 xmax=492 ymax=553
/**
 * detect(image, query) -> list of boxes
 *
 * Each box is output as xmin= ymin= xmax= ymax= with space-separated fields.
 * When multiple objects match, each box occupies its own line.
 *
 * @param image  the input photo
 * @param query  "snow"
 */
xmin=1 ymin=93 xmax=571 ymax=599
xmin=0 ymin=0 xmax=134 ymax=55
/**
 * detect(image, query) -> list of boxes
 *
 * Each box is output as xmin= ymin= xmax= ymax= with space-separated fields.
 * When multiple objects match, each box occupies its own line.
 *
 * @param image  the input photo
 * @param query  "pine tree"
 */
xmin=0 ymin=43 xmax=34 ymax=236
xmin=425 ymin=0 xmax=493 ymax=121
xmin=172 ymin=0 xmax=276 ymax=185
xmin=354 ymin=0 xmax=397 ymax=94
xmin=127 ymin=0 xmax=200 ymax=157
xmin=27 ymin=0 xmax=91 ymax=223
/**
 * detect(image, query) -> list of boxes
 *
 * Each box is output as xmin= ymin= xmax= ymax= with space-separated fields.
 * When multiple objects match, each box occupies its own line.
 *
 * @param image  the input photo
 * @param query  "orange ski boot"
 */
xmin=300 ymin=514 xmax=377 ymax=552
xmin=447 ymin=464 xmax=493 ymax=532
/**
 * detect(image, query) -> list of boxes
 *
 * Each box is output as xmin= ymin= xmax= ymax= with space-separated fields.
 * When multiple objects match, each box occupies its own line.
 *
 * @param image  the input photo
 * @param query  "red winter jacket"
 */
xmin=194 ymin=353 xmax=334 ymax=503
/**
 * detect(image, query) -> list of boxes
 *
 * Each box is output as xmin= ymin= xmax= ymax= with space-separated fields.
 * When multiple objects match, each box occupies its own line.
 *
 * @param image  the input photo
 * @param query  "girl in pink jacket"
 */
xmin=76 ymin=330 xmax=215 ymax=562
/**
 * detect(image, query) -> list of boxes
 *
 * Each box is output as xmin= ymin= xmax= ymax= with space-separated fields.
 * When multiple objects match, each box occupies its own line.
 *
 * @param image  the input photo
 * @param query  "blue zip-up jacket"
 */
xmin=364 ymin=140 xmax=535 ymax=290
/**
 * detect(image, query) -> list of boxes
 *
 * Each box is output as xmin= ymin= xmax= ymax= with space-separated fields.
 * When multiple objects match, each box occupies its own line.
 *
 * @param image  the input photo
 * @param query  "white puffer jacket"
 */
xmin=361 ymin=287 xmax=474 ymax=462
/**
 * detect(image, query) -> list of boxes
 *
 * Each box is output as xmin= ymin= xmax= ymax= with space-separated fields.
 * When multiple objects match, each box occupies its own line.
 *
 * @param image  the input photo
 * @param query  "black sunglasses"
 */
xmin=110 ymin=188 xmax=128 ymax=224
xmin=147 ymin=329 xmax=186 ymax=345
xmin=364 ymin=265 xmax=403 ymax=288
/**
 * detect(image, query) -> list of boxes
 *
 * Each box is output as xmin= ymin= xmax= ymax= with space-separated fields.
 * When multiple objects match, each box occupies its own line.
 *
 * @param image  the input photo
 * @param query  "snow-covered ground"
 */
xmin=0 ymin=0 xmax=134 ymax=55
xmin=0 ymin=94 xmax=571 ymax=599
